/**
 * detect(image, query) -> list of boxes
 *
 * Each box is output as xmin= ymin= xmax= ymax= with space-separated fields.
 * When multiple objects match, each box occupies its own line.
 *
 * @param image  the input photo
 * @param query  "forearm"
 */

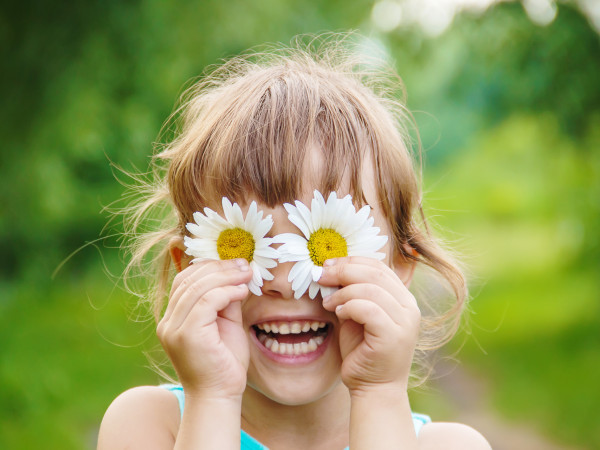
xmin=349 ymin=387 xmax=417 ymax=450
xmin=174 ymin=395 xmax=242 ymax=450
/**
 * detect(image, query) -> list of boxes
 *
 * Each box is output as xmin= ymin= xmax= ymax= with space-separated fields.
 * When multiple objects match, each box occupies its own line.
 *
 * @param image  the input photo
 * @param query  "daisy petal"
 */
xmin=319 ymin=285 xmax=338 ymax=298
xmin=231 ymin=204 xmax=245 ymax=228
xmin=248 ymin=281 xmax=262 ymax=296
xmin=310 ymin=193 xmax=324 ymax=229
xmin=254 ymin=254 xmax=278 ymax=268
xmin=282 ymin=190 xmax=388 ymax=300
xmin=250 ymin=262 xmax=263 ymax=287
xmin=309 ymin=282 xmax=320 ymax=299
xmin=244 ymin=202 xmax=259 ymax=230
xmin=253 ymin=261 xmax=273 ymax=280
xmin=311 ymin=265 xmax=323 ymax=282
xmin=289 ymin=259 xmax=312 ymax=285
xmin=253 ymin=217 xmax=274 ymax=240
xmin=295 ymin=201 xmax=315 ymax=234
xmin=203 ymin=208 xmax=230 ymax=229
xmin=294 ymin=274 xmax=313 ymax=299
xmin=288 ymin=262 xmax=310 ymax=282
xmin=184 ymin=197 xmax=278 ymax=295
xmin=288 ymin=213 xmax=312 ymax=240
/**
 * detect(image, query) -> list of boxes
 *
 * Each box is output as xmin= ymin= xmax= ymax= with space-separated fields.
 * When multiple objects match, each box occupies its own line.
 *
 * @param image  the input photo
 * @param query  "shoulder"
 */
xmin=97 ymin=386 xmax=181 ymax=450
xmin=418 ymin=422 xmax=491 ymax=450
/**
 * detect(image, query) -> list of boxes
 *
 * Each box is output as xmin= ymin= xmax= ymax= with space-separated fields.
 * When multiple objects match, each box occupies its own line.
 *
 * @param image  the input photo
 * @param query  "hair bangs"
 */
xmin=169 ymin=66 xmax=376 ymax=227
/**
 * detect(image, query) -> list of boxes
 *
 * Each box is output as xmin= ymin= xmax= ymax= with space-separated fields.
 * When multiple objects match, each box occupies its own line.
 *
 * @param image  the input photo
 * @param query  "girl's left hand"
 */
xmin=319 ymin=256 xmax=421 ymax=394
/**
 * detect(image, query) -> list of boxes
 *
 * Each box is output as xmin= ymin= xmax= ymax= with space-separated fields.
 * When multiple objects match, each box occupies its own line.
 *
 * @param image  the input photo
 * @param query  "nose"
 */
xmin=261 ymin=261 xmax=295 ymax=299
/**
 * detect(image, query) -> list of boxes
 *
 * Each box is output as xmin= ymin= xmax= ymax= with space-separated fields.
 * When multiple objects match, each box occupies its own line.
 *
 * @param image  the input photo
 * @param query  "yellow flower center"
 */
xmin=307 ymin=228 xmax=348 ymax=266
xmin=216 ymin=228 xmax=255 ymax=262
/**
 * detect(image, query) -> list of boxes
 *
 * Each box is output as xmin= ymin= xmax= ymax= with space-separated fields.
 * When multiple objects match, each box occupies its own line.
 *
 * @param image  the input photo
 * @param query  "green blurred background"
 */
xmin=1 ymin=0 xmax=598 ymax=448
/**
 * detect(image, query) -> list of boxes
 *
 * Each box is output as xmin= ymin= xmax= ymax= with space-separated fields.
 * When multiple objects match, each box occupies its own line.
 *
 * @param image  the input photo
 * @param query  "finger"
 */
xmin=320 ymin=257 xmax=396 ymax=288
xmin=334 ymin=298 xmax=395 ymax=341
xmin=319 ymin=258 xmax=414 ymax=307
xmin=164 ymin=258 xmax=250 ymax=322
xmin=170 ymin=258 xmax=249 ymax=297
xmin=163 ymin=265 xmax=251 ymax=326
xmin=219 ymin=294 xmax=244 ymax=324
xmin=337 ymin=319 xmax=364 ymax=361
xmin=159 ymin=283 xmax=248 ymax=338
xmin=323 ymin=283 xmax=404 ymax=324
xmin=327 ymin=255 xmax=390 ymax=267
xmin=164 ymin=267 xmax=249 ymax=326
xmin=175 ymin=286 xmax=247 ymax=354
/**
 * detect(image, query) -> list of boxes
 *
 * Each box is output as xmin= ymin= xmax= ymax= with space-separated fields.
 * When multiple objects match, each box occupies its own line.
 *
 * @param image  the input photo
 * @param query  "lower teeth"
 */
xmin=259 ymin=336 xmax=324 ymax=355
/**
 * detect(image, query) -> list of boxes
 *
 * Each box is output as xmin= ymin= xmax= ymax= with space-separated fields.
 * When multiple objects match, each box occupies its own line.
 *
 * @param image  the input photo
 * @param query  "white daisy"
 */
xmin=183 ymin=197 xmax=279 ymax=296
xmin=274 ymin=190 xmax=388 ymax=299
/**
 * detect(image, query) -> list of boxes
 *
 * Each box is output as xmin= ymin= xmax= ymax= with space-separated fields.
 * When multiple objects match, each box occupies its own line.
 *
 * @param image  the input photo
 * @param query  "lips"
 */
xmin=252 ymin=320 xmax=330 ymax=356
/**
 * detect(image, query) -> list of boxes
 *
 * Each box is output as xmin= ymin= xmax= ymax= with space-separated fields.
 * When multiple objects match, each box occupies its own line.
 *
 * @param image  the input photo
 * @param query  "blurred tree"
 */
xmin=0 ymin=0 xmax=374 ymax=288
xmin=386 ymin=1 xmax=599 ymax=262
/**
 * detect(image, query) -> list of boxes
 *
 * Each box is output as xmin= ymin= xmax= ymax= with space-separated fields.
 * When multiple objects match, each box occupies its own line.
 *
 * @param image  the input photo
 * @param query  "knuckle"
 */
xmin=218 ymin=258 xmax=237 ymax=269
xmin=188 ymin=282 xmax=202 ymax=299
xmin=407 ymin=293 xmax=419 ymax=311
xmin=160 ymin=326 xmax=186 ymax=349
xmin=156 ymin=322 xmax=165 ymax=339
xmin=357 ymin=283 xmax=372 ymax=296
xmin=408 ymin=302 xmax=421 ymax=323
xmin=180 ymin=276 xmax=193 ymax=291
xmin=411 ymin=308 xmax=421 ymax=325
xmin=171 ymin=272 xmax=184 ymax=291
xmin=344 ymin=256 xmax=359 ymax=265
xmin=338 ymin=264 xmax=351 ymax=282
xmin=156 ymin=321 xmax=170 ymax=342
xmin=173 ymin=273 xmax=191 ymax=293
xmin=360 ymin=265 xmax=384 ymax=284
xmin=373 ymin=268 xmax=387 ymax=284
xmin=364 ymin=284 xmax=382 ymax=300
xmin=210 ymin=258 xmax=238 ymax=273
xmin=180 ymin=278 xmax=203 ymax=300
xmin=199 ymin=288 xmax=217 ymax=305
xmin=172 ymin=329 xmax=187 ymax=347
xmin=358 ymin=299 xmax=377 ymax=314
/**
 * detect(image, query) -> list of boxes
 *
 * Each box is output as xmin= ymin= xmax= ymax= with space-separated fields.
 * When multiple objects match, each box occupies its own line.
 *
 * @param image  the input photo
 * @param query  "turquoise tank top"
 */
xmin=162 ymin=384 xmax=431 ymax=449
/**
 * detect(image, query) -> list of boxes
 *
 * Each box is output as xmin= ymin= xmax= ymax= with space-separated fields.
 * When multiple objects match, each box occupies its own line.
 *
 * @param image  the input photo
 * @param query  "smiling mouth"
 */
xmin=252 ymin=321 xmax=330 ymax=356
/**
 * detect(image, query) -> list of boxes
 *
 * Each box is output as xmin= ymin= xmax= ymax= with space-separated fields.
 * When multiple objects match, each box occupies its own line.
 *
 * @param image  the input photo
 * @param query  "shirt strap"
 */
xmin=162 ymin=384 xmax=432 ymax=447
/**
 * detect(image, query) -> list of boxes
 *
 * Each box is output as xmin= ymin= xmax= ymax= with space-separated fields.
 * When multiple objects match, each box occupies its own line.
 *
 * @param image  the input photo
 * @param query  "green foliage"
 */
xmin=0 ymin=269 xmax=158 ymax=449
xmin=422 ymin=113 xmax=600 ymax=447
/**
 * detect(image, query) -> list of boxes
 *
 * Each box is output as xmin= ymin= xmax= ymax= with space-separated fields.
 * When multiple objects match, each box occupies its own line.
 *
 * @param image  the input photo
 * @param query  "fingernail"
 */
xmin=335 ymin=304 xmax=344 ymax=313
xmin=234 ymin=259 xmax=249 ymax=271
xmin=322 ymin=295 xmax=331 ymax=304
xmin=323 ymin=259 xmax=337 ymax=267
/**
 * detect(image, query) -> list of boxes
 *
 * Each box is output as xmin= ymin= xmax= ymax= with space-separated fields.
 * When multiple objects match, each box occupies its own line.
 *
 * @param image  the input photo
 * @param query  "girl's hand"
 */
xmin=157 ymin=258 xmax=252 ymax=400
xmin=319 ymin=256 xmax=421 ymax=395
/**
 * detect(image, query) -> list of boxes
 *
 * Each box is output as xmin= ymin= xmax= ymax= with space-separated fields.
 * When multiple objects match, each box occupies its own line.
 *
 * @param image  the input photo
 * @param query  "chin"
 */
xmin=245 ymin=372 xmax=344 ymax=407
xmin=245 ymin=342 xmax=344 ymax=407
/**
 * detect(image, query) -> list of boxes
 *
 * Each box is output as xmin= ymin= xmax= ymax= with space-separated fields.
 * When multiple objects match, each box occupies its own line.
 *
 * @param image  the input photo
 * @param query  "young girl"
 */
xmin=98 ymin=35 xmax=490 ymax=449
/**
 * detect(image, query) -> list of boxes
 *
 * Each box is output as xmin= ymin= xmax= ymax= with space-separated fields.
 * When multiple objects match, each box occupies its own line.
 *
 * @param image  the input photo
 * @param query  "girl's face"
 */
xmin=241 ymin=197 xmax=344 ymax=406
xmin=174 ymin=146 xmax=414 ymax=407
xmin=238 ymin=147 xmax=403 ymax=407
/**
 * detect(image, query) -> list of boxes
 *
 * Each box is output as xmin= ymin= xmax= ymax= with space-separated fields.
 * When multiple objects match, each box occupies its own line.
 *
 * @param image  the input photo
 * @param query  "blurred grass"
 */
xmin=0 ymin=267 xmax=159 ymax=449
xmin=412 ymin=112 xmax=600 ymax=447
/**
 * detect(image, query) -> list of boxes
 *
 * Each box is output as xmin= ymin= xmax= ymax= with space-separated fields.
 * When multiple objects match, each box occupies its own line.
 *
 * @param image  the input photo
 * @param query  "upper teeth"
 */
xmin=256 ymin=321 xmax=326 ymax=334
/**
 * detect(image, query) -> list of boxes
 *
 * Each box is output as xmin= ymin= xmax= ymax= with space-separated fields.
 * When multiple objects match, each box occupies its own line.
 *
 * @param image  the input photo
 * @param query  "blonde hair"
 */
xmin=120 ymin=34 xmax=467 ymax=385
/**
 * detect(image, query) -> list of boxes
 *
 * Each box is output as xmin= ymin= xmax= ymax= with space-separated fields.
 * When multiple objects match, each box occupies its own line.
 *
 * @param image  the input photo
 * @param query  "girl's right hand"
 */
xmin=157 ymin=258 xmax=253 ymax=400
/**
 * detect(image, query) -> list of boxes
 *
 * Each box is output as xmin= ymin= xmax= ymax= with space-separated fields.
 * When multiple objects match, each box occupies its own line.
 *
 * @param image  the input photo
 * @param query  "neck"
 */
xmin=241 ymin=381 xmax=350 ymax=450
